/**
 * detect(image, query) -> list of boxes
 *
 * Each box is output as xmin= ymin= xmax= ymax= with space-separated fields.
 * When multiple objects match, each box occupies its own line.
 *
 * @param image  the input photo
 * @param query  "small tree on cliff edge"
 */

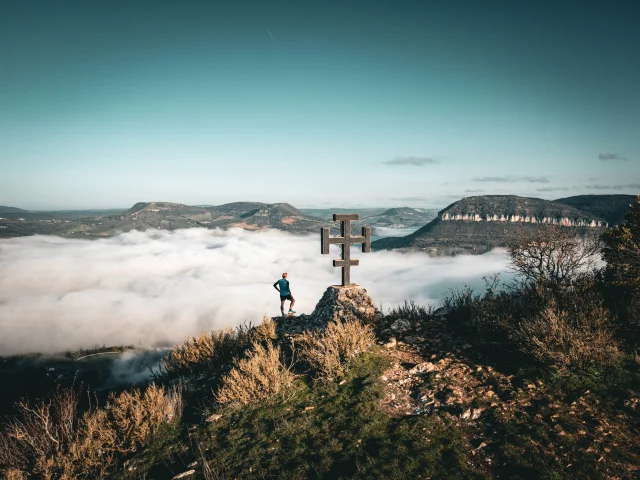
xmin=602 ymin=195 xmax=640 ymax=289
xmin=602 ymin=195 xmax=640 ymax=331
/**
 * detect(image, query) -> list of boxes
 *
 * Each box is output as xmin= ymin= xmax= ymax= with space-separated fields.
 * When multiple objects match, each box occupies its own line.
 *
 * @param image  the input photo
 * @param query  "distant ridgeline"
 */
xmin=0 ymin=194 xmax=635 ymax=247
xmin=372 ymin=194 xmax=636 ymax=255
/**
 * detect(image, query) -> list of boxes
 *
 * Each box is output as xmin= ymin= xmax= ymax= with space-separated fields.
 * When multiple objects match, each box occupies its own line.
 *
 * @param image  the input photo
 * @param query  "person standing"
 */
xmin=273 ymin=272 xmax=295 ymax=315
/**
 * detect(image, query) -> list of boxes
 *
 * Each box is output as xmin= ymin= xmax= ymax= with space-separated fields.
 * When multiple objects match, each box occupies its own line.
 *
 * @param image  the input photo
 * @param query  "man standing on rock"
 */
xmin=273 ymin=272 xmax=296 ymax=316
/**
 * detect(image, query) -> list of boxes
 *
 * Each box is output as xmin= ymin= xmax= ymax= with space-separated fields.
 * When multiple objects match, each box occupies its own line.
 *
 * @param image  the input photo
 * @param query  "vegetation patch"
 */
xmin=216 ymin=342 xmax=297 ymax=407
xmin=298 ymin=319 xmax=376 ymax=380
xmin=198 ymin=353 xmax=486 ymax=479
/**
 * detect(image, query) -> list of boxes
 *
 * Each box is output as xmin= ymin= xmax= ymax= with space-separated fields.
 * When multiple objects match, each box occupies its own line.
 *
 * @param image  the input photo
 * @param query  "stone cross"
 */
xmin=321 ymin=214 xmax=371 ymax=286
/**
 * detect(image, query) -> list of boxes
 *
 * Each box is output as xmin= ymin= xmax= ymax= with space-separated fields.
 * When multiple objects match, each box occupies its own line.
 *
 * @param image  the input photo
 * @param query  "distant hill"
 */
xmin=363 ymin=207 xmax=438 ymax=231
xmin=0 ymin=206 xmax=54 ymax=222
xmin=553 ymin=194 xmax=635 ymax=226
xmin=372 ymin=195 xmax=612 ymax=255
xmin=0 ymin=206 xmax=29 ymax=215
xmin=125 ymin=202 xmax=208 ymax=215
xmin=0 ymin=201 xmax=331 ymax=238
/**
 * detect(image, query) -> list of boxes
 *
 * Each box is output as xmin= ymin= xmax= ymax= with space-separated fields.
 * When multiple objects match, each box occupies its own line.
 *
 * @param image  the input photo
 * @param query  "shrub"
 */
xmin=514 ymin=299 xmax=622 ymax=368
xmin=381 ymin=300 xmax=435 ymax=332
xmin=253 ymin=316 xmax=277 ymax=342
xmin=159 ymin=318 xmax=276 ymax=384
xmin=602 ymin=195 xmax=640 ymax=289
xmin=161 ymin=329 xmax=250 ymax=379
xmin=216 ymin=342 xmax=296 ymax=406
xmin=106 ymin=384 xmax=183 ymax=453
xmin=602 ymin=196 xmax=640 ymax=339
xmin=298 ymin=320 xmax=376 ymax=380
xmin=3 ymin=469 xmax=27 ymax=480
xmin=0 ymin=386 xmax=80 ymax=477
xmin=0 ymin=385 xmax=182 ymax=478
xmin=507 ymin=225 xmax=601 ymax=290
xmin=443 ymin=283 xmax=524 ymax=338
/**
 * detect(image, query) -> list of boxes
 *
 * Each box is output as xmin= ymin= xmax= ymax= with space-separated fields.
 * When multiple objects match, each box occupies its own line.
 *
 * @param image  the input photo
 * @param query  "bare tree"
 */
xmin=507 ymin=225 xmax=601 ymax=289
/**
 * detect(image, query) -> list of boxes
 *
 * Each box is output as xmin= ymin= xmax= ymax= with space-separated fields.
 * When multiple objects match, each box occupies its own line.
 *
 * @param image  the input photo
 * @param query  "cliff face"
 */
xmin=440 ymin=212 xmax=607 ymax=227
xmin=437 ymin=195 xmax=608 ymax=226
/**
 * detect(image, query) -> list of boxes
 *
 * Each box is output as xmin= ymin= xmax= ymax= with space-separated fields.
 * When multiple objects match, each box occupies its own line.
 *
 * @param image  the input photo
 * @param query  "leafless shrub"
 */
xmin=216 ymin=342 xmax=296 ymax=407
xmin=0 ymin=384 xmax=182 ymax=478
xmin=0 ymin=386 xmax=79 ymax=476
xmin=507 ymin=225 xmax=601 ymax=289
xmin=298 ymin=320 xmax=376 ymax=380
xmin=514 ymin=300 xmax=622 ymax=368
xmin=0 ymin=386 xmax=114 ymax=479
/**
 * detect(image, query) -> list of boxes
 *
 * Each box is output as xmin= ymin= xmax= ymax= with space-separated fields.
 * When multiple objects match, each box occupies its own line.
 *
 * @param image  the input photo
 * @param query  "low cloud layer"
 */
xmin=473 ymin=176 xmax=550 ymax=184
xmin=383 ymin=156 xmax=437 ymax=166
xmin=389 ymin=196 xmax=430 ymax=202
xmin=586 ymin=183 xmax=640 ymax=191
xmin=536 ymin=186 xmax=571 ymax=192
xmin=598 ymin=153 xmax=627 ymax=161
xmin=0 ymin=229 xmax=509 ymax=355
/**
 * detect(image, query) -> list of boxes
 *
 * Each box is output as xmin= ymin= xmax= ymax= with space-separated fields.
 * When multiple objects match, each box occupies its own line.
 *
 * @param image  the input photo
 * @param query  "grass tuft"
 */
xmin=299 ymin=319 xmax=376 ymax=380
xmin=216 ymin=342 xmax=297 ymax=407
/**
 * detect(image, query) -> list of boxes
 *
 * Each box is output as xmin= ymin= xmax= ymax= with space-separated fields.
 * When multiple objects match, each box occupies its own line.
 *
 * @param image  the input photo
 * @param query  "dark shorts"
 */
xmin=280 ymin=294 xmax=294 ymax=302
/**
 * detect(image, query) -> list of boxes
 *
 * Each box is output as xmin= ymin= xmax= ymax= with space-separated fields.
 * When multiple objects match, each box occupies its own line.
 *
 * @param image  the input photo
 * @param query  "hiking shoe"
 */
xmin=288 ymin=310 xmax=296 ymax=314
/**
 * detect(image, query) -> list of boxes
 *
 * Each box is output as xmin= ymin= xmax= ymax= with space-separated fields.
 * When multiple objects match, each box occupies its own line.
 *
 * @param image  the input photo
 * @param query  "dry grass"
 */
xmin=160 ymin=317 xmax=276 ymax=382
xmin=0 ymin=384 xmax=182 ymax=478
xmin=3 ymin=468 xmax=28 ymax=480
xmin=216 ymin=342 xmax=296 ymax=407
xmin=106 ymin=384 xmax=182 ymax=453
xmin=515 ymin=300 xmax=623 ymax=368
xmin=253 ymin=316 xmax=277 ymax=342
xmin=298 ymin=319 xmax=376 ymax=380
xmin=161 ymin=329 xmax=246 ymax=378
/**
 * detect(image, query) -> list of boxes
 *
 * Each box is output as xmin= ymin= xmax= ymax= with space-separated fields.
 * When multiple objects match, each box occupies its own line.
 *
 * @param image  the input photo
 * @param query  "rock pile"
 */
xmin=311 ymin=284 xmax=378 ymax=324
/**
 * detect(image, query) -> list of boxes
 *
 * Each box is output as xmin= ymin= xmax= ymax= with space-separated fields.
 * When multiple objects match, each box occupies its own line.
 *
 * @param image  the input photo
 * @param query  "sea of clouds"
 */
xmin=0 ymin=228 xmax=510 ymax=355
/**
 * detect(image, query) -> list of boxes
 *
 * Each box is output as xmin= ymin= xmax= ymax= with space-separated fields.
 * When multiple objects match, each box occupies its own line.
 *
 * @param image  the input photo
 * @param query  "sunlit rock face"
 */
xmin=440 ymin=212 xmax=607 ymax=227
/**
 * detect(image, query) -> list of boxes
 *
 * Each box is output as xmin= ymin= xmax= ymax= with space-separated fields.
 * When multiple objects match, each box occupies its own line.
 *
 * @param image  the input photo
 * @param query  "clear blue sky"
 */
xmin=1 ymin=0 xmax=639 ymax=209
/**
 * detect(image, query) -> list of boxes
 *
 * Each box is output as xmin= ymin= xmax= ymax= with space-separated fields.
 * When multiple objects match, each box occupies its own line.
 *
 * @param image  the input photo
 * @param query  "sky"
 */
xmin=1 ymin=0 xmax=639 ymax=210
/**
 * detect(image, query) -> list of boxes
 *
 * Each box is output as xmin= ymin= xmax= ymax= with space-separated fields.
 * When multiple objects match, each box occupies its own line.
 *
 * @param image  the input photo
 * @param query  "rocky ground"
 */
xmin=375 ymin=310 xmax=640 ymax=477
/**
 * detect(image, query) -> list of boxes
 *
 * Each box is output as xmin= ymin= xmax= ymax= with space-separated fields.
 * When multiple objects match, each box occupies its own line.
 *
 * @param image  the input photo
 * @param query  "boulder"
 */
xmin=311 ymin=285 xmax=378 ymax=326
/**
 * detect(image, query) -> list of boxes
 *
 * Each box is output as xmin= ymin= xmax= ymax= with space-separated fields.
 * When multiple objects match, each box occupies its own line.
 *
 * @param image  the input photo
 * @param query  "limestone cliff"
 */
xmin=372 ymin=195 xmax=618 ymax=255
xmin=440 ymin=212 xmax=607 ymax=227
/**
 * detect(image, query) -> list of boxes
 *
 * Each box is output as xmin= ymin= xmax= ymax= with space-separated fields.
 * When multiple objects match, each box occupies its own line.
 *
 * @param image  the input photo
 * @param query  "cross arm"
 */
xmin=333 ymin=259 xmax=359 ymax=267
xmin=333 ymin=214 xmax=359 ymax=221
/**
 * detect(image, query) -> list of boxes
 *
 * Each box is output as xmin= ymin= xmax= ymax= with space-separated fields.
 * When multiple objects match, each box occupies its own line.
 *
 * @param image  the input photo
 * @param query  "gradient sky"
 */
xmin=1 ymin=0 xmax=639 ymax=210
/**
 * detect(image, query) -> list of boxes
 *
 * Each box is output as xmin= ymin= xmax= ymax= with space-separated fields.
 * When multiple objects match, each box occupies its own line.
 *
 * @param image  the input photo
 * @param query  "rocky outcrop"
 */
xmin=311 ymin=285 xmax=378 ymax=326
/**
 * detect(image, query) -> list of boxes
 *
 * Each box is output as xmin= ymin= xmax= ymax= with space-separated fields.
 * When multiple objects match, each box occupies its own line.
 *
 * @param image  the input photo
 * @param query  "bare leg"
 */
xmin=280 ymin=300 xmax=285 ymax=315
xmin=289 ymin=298 xmax=295 ymax=311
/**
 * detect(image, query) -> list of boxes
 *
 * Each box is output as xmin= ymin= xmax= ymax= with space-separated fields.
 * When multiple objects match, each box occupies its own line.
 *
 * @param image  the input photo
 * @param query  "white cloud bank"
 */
xmin=0 ymin=229 xmax=509 ymax=355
